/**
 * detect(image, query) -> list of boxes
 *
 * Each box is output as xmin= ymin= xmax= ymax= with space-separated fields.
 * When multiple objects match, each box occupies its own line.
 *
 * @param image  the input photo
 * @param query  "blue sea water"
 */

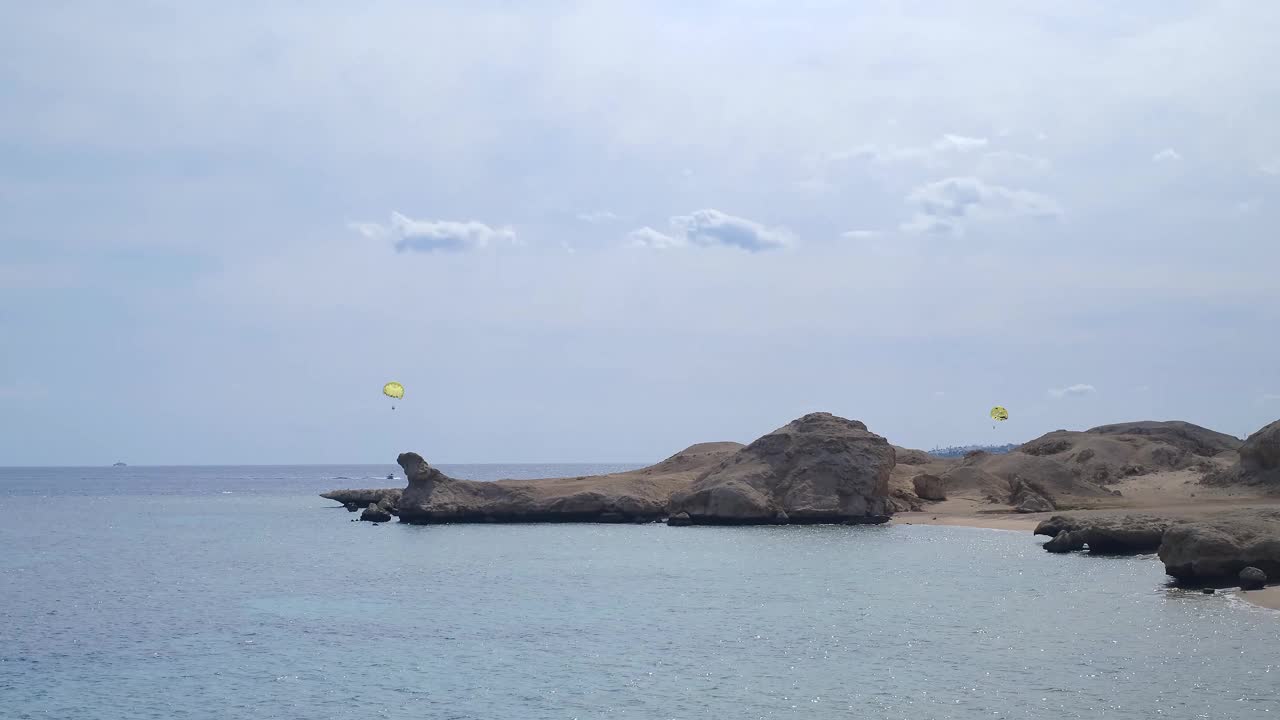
xmin=1 ymin=465 xmax=1277 ymax=720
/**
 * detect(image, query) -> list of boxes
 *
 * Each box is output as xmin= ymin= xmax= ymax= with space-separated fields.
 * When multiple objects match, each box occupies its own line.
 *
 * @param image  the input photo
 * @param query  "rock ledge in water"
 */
xmin=1158 ymin=509 xmax=1280 ymax=582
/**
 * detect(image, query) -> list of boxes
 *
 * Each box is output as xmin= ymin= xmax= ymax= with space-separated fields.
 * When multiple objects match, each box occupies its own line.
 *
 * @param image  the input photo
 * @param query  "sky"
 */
xmin=2 ymin=1 xmax=1279 ymax=465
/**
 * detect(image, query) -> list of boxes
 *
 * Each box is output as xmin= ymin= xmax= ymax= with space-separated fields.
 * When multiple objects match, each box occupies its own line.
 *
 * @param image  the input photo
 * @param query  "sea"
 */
xmin=1 ymin=464 xmax=1277 ymax=720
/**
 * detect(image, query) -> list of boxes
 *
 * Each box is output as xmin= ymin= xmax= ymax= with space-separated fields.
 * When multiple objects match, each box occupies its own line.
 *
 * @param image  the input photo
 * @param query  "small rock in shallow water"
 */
xmin=360 ymin=503 xmax=393 ymax=523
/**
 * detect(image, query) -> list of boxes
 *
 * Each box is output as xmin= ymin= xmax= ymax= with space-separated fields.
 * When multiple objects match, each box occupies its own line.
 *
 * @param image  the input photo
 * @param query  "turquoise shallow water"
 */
xmin=1 ymin=465 xmax=1277 ymax=719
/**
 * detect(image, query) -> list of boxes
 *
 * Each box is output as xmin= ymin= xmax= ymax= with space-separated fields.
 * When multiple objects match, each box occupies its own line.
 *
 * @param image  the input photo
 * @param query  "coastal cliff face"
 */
xmin=394 ymin=443 xmax=742 ymax=524
xmin=667 ymin=412 xmax=894 ymax=525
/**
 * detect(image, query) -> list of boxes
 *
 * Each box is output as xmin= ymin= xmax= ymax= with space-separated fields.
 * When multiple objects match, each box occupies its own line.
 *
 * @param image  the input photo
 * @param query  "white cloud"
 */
xmin=934 ymin=134 xmax=989 ymax=152
xmin=1134 ymin=385 xmax=1151 ymax=392
xmin=576 ymin=210 xmax=619 ymax=224
xmin=829 ymin=133 xmax=991 ymax=171
xmin=1153 ymin=148 xmax=1183 ymax=162
xmin=629 ymin=209 xmax=793 ymax=252
xmin=350 ymin=212 xmax=517 ymax=253
xmin=933 ymin=390 xmax=946 ymax=397
xmin=900 ymin=176 xmax=1062 ymax=236
xmin=841 ymin=229 xmax=882 ymax=240
xmin=626 ymin=226 xmax=684 ymax=249
xmin=1049 ymin=383 xmax=1097 ymax=398
xmin=1259 ymin=160 xmax=1280 ymax=176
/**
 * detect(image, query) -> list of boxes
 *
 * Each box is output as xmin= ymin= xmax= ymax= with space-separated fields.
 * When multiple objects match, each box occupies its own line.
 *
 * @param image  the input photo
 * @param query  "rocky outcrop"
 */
xmin=1009 ymin=478 xmax=1055 ymax=513
xmin=887 ymin=489 xmax=922 ymax=513
xmin=912 ymin=474 xmax=946 ymax=501
xmin=1085 ymin=421 xmax=1242 ymax=457
xmin=1239 ymin=566 xmax=1268 ymax=590
xmin=667 ymin=413 xmax=893 ymax=525
xmin=1013 ymin=421 xmax=1238 ymax=486
xmin=395 ymin=442 xmax=742 ymax=524
xmin=1204 ymin=419 xmax=1280 ymax=488
xmin=1158 ymin=509 xmax=1280 ymax=582
xmin=1032 ymin=514 xmax=1175 ymax=553
xmin=360 ymin=503 xmax=392 ymax=522
xmin=1043 ymin=531 xmax=1085 ymax=553
xmin=930 ymin=420 xmax=1241 ymax=513
xmin=321 ymin=488 xmax=402 ymax=513
xmin=893 ymin=446 xmax=935 ymax=466
xmin=887 ymin=446 xmax=956 ymax=511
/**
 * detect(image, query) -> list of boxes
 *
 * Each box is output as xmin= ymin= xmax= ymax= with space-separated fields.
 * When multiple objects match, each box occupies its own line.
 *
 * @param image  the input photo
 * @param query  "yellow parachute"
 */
xmin=383 ymin=382 xmax=404 ymax=410
xmin=990 ymin=406 xmax=1009 ymax=422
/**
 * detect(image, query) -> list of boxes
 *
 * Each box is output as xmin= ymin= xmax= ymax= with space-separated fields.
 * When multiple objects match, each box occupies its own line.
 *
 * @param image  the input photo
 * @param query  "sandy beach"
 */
xmin=1240 ymin=587 xmax=1280 ymax=610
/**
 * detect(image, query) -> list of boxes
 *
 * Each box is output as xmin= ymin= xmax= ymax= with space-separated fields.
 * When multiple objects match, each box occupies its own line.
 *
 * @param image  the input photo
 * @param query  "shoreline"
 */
xmin=1239 ymin=587 xmax=1280 ymax=611
xmin=891 ymin=511 xmax=1040 ymax=532
xmin=894 ymin=507 xmax=1280 ymax=613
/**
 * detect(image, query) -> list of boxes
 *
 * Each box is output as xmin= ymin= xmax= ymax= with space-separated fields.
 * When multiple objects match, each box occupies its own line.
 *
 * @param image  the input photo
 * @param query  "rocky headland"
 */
xmin=395 ymin=441 xmax=743 ymax=524
xmin=321 ymin=412 xmax=1280 ymax=604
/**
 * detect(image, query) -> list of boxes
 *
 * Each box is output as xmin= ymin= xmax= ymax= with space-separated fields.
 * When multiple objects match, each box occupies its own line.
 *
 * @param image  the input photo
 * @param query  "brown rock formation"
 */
xmin=912 ymin=474 xmax=947 ymax=501
xmin=1204 ymin=419 xmax=1280 ymax=488
xmin=1158 ymin=509 xmax=1280 ymax=581
xmin=321 ymin=488 xmax=403 ymax=513
xmin=667 ymin=412 xmax=894 ymax=525
xmin=395 ymin=442 xmax=743 ymax=524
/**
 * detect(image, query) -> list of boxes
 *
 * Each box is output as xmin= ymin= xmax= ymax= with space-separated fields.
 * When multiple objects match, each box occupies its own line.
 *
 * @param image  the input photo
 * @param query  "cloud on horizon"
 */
xmin=628 ymin=209 xmax=793 ymax=252
xmin=351 ymin=212 xmax=517 ymax=253
xmin=1153 ymin=148 xmax=1183 ymax=162
xmin=900 ymin=176 xmax=1062 ymax=236
xmin=1049 ymin=384 xmax=1097 ymax=399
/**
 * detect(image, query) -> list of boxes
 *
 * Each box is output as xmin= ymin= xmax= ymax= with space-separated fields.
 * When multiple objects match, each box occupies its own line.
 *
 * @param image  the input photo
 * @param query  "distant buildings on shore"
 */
xmin=927 ymin=443 xmax=1019 ymax=458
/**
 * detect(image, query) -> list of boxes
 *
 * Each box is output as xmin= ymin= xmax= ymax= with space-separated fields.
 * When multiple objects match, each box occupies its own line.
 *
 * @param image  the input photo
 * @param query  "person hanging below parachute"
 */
xmin=383 ymin=381 xmax=404 ymax=410
xmin=990 ymin=405 xmax=1008 ymax=429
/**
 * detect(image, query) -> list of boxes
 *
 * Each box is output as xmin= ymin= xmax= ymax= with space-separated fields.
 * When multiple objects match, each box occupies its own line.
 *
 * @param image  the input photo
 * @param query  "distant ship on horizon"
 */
xmin=112 ymin=462 xmax=127 ymax=467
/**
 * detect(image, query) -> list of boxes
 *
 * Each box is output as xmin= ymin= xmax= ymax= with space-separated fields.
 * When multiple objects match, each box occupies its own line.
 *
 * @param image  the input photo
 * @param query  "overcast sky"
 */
xmin=3 ymin=1 xmax=1278 ymax=465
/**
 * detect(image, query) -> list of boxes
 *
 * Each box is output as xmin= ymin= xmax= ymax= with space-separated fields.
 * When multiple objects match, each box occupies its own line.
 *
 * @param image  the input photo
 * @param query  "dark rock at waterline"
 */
xmin=1239 ymin=566 xmax=1268 ymax=590
xmin=668 ymin=413 xmax=894 ymax=526
xmin=360 ymin=503 xmax=393 ymax=523
xmin=322 ymin=488 xmax=402 ymax=514
xmin=1159 ymin=509 xmax=1280 ymax=581
xmin=667 ymin=512 xmax=692 ymax=526
xmin=1201 ymin=588 xmax=1215 ymax=594
xmin=1043 ymin=530 xmax=1085 ymax=553
xmin=1031 ymin=514 xmax=1173 ymax=553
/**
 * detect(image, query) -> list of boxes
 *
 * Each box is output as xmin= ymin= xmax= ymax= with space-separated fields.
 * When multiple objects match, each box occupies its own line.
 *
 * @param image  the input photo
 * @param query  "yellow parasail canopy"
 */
xmin=990 ymin=406 xmax=1009 ymax=422
xmin=383 ymin=382 xmax=405 ymax=400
